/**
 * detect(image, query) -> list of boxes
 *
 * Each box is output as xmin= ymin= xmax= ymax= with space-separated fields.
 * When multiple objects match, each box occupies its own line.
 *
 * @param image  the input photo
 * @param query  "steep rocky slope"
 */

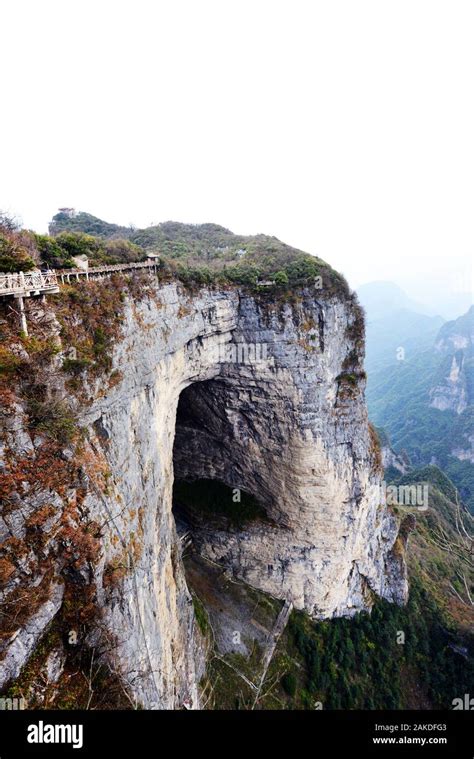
xmin=0 ymin=238 xmax=407 ymax=709
xmin=430 ymin=307 xmax=474 ymax=416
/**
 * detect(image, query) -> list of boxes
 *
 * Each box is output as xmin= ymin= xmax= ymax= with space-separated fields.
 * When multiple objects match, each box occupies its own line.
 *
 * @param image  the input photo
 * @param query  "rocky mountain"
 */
xmin=367 ymin=306 xmax=474 ymax=512
xmin=375 ymin=427 xmax=410 ymax=480
xmin=0 ymin=222 xmax=407 ymax=709
xmin=430 ymin=307 xmax=474 ymax=415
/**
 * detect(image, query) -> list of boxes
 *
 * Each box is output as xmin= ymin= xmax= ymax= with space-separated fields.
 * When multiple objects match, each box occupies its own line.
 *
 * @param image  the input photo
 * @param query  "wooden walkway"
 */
xmin=0 ymin=270 xmax=59 ymax=298
xmin=0 ymin=259 xmax=160 ymax=335
xmin=56 ymin=259 xmax=159 ymax=283
xmin=0 ymin=259 xmax=159 ymax=299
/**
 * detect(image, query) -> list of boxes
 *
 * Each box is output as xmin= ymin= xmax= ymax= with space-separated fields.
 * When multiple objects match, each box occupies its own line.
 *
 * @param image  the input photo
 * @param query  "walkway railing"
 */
xmin=0 ymin=270 xmax=59 ymax=297
xmin=56 ymin=259 xmax=158 ymax=283
xmin=0 ymin=259 xmax=160 ymax=296
xmin=0 ymin=259 xmax=160 ymax=334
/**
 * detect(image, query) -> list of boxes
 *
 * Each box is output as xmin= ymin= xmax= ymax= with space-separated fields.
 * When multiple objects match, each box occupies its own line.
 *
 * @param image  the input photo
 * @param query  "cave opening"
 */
xmin=171 ymin=379 xmax=267 ymax=540
xmin=170 ymin=380 xmax=287 ymax=683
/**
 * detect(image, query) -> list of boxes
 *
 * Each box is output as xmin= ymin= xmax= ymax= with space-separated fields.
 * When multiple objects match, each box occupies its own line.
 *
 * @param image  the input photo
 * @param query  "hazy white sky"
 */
xmin=1 ymin=0 xmax=473 ymax=302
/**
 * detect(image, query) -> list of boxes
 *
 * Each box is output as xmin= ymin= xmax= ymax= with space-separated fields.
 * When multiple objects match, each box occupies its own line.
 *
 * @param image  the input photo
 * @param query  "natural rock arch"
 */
xmin=85 ymin=282 xmax=407 ymax=708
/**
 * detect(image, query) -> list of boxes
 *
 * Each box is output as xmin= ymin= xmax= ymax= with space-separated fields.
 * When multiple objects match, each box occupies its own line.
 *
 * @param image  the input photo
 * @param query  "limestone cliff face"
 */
xmin=380 ymin=439 xmax=410 ymax=476
xmin=173 ymin=291 xmax=407 ymax=616
xmin=430 ymin=306 xmax=473 ymax=415
xmin=0 ymin=279 xmax=407 ymax=708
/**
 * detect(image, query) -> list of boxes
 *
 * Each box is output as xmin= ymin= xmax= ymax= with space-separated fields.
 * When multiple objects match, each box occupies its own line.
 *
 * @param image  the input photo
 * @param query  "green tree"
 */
xmin=0 ymin=232 xmax=36 ymax=272
xmin=34 ymin=234 xmax=74 ymax=268
xmin=274 ymin=270 xmax=289 ymax=285
xmin=281 ymin=672 xmax=297 ymax=697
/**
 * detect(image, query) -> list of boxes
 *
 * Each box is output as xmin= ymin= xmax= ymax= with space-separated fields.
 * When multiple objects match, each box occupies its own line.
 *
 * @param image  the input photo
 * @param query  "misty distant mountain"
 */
xmin=420 ymin=290 xmax=474 ymax=322
xmin=357 ymin=279 xmax=473 ymax=322
xmin=363 ymin=308 xmax=445 ymax=375
xmin=366 ymin=306 xmax=474 ymax=512
xmin=357 ymin=281 xmax=436 ymax=320
xmin=356 ymin=281 xmax=445 ymax=374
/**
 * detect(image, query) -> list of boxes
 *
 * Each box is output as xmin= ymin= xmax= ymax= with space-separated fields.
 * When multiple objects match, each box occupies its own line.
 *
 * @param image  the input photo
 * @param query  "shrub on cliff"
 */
xmin=274 ymin=270 xmax=289 ymax=285
xmin=101 ymin=238 xmax=143 ymax=264
xmin=0 ymin=214 xmax=38 ymax=272
xmin=284 ymin=257 xmax=320 ymax=283
xmin=34 ymin=234 xmax=75 ymax=269
xmin=281 ymin=671 xmax=297 ymax=697
xmin=54 ymin=232 xmax=104 ymax=261
xmin=26 ymin=398 xmax=77 ymax=444
xmin=0 ymin=233 xmax=37 ymax=272
xmin=225 ymin=262 xmax=261 ymax=285
xmin=35 ymin=232 xmax=146 ymax=269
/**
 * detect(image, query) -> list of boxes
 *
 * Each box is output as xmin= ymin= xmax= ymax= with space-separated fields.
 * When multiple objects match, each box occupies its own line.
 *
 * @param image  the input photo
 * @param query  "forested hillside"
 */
xmin=366 ymin=307 xmax=474 ymax=512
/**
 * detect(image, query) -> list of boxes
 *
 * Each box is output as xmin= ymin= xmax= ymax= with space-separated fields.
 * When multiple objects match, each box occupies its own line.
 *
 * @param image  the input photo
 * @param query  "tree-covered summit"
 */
xmin=48 ymin=210 xmax=349 ymax=293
